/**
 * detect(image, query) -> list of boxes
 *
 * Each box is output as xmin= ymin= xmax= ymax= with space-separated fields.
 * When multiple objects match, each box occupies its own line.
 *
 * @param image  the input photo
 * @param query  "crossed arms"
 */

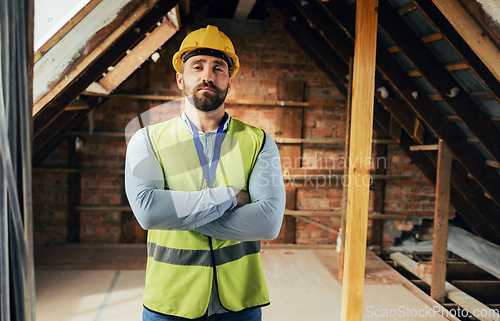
xmin=125 ymin=127 xmax=286 ymax=242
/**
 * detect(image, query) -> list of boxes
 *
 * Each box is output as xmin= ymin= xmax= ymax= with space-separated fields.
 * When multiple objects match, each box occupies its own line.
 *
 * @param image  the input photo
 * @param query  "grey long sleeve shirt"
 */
xmin=125 ymin=113 xmax=286 ymax=241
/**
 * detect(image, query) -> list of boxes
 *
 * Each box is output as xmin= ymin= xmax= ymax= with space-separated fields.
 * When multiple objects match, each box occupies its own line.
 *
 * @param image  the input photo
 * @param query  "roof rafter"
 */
xmin=33 ymin=0 xmax=180 ymax=164
xmin=319 ymin=0 xmax=500 ymax=209
xmin=413 ymin=0 xmax=500 ymax=103
xmin=271 ymin=0 xmax=500 ymax=242
xmin=377 ymin=0 xmax=500 ymax=164
xmin=429 ymin=0 xmax=500 ymax=82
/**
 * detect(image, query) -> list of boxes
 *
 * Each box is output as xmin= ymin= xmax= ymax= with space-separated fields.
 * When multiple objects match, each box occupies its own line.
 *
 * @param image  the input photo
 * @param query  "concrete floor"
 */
xmin=34 ymin=245 xmax=455 ymax=321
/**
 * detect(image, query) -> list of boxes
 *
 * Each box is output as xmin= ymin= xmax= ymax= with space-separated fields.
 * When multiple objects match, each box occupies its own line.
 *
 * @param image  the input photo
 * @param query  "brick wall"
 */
xmin=32 ymin=2 xmax=440 ymax=246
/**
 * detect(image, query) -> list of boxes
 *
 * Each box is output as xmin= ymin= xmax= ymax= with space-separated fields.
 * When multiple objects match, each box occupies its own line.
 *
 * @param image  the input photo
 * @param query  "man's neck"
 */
xmin=184 ymin=100 xmax=226 ymax=133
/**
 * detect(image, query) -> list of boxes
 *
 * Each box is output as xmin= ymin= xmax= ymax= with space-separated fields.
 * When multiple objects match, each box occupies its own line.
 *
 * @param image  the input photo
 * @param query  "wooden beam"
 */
xmin=274 ymin=137 xmax=392 ymax=145
xmin=273 ymin=79 xmax=305 ymax=244
xmin=369 ymin=132 xmax=388 ymax=247
xmin=391 ymin=252 xmax=500 ymax=321
xmin=282 ymin=173 xmax=409 ymax=181
xmin=321 ymin=0 xmax=500 ymax=212
xmin=34 ymin=0 xmax=104 ymax=63
xmin=285 ymin=209 xmax=427 ymax=220
xmin=374 ymin=1 xmax=500 ymax=208
xmin=274 ymin=137 xmax=344 ymax=145
xmin=33 ymin=0 xmax=162 ymax=115
xmin=431 ymin=140 xmax=453 ymax=302
xmin=341 ymin=1 xmax=378 ymax=321
xmin=429 ymin=0 xmax=500 ymax=82
xmin=284 ymin=0 xmax=500 ymax=242
xmin=294 ymin=216 xmax=339 ymax=234
xmin=76 ymin=206 xmax=131 ymax=211
xmin=339 ymin=58 xmax=353 ymax=279
xmin=459 ymin=0 xmax=500 ymax=47
xmin=68 ymin=137 xmax=82 ymax=242
xmin=33 ymin=0 xmax=179 ymax=165
xmin=378 ymin=0 xmax=500 ymax=164
xmin=233 ymin=0 xmax=258 ymax=20
xmin=410 ymin=144 xmax=439 ymax=151
xmin=108 ymin=93 xmax=341 ymax=108
xmin=414 ymin=0 xmax=500 ymax=103
xmin=451 ymin=280 xmax=500 ymax=304
xmin=99 ymin=21 xmax=178 ymax=92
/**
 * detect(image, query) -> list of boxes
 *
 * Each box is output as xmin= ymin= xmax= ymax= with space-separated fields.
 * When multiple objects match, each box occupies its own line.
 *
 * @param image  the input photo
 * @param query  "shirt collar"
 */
xmin=181 ymin=111 xmax=231 ymax=134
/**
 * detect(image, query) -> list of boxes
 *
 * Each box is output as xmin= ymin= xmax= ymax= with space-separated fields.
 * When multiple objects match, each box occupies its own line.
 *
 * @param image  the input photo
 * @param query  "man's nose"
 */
xmin=201 ymin=68 xmax=215 ymax=83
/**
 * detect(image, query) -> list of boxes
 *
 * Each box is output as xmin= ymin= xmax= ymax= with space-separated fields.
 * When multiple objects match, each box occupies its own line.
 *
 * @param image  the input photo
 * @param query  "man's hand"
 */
xmin=232 ymin=188 xmax=250 ymax=207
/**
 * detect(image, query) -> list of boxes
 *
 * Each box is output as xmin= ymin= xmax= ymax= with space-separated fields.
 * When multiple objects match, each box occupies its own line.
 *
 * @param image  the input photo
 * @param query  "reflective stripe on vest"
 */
xmin=144 ymin=116 xmax=268 ymax=319
xmin=147 ymin=240 xmax=261 ymax=267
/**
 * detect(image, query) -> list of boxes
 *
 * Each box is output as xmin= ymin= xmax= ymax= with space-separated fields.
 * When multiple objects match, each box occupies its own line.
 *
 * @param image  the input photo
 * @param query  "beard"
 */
xmin=184 ymin=80 xmax=229 ymax=112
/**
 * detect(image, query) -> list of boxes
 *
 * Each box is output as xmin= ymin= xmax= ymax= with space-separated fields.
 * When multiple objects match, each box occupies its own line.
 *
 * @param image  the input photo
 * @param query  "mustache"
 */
xmin=194 ymin=81 xmax=218 ymax=92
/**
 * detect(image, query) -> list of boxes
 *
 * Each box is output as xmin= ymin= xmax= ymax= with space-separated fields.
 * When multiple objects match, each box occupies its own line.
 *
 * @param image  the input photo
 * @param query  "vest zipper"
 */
xmin=208 ymin=236 xmax=226 ymax=312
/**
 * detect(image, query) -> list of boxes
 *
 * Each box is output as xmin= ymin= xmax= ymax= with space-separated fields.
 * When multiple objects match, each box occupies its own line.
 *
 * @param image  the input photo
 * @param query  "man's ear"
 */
xmin=176 ymin=72 xmax=183 ymax=90
xmin=227 ymin=77 xmax=232 ymax=94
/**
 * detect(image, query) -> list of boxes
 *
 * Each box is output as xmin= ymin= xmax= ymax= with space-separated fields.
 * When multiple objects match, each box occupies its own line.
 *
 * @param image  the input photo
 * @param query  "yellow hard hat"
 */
xmin=172 ymin=25 xmax=240 ymax=77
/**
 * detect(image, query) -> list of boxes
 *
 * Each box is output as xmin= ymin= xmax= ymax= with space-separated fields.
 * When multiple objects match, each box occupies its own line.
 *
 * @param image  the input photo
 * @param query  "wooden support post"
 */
xmin=273 ymin=79 xmax=304 ymax=243
xmin=68 ymin=136 xmax=82 ymax=242
xmin=340 ymin=0 xmax=378 ymax=320
xmin=120 ymin=62 xmax=151 ymax=243
xmin=339 ymin=58 xmax=353 ymax=279
xmin=369 ymin=139 xmax=387 ymax=247
xmin=431 ymin=139 xmax=453 ymax=302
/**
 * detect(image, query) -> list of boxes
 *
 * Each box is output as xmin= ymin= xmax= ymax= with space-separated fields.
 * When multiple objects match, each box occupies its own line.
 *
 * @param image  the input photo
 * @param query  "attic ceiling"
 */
xmin=32 ymin=0 xmax=500 ymax=244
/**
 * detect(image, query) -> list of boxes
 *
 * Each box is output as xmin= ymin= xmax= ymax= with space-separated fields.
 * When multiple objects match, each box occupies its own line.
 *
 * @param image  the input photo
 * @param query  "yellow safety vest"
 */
xmin=144 ymin=116 xmax=269 ymax=319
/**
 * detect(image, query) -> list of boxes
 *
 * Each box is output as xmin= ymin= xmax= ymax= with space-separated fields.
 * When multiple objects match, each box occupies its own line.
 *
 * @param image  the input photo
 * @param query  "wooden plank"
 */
xmin=389 ymin=116 xmax=402 ymax=143
xmin=284 ymin=0 xmax=500 ymax=243
xmin=108 ymin=93 xmax=340 ymax=108
xmin=68 ymin=137 xmax=82 ymax=242
xmin=294 ymin=216 xmax=339 ymax=234
xmin=324 ymin=0 xmax=500 ymax=210
xmin=285 ymin=209 xmax=425 ymax=220
xmin=234 ymin=0 xmax=258 ymax=20
xmin=32 ymin=0 xmax=179 ymax=165
xmin=451 ymin=280 xmax=500 ymax=304
xmin=458 ymin=0 xmax=500 ymax=46
xmin=413 ymin=118 xmax=426 ymax=144
xmin=369 ymin=136 xmax=387 ymax=246
xmin=341 ymin=1 xmax=378 ymax=320
xmin=99 ymin=21 xmax=178 ymax=92
xmin=282 ymin=173 xmax=409 ymax=180
xmin=273 ymin=79 xmax=305 ymax=244
xmin=274 ymin=137 xmax=345 ymax=145
xmin=414 ymin=0 xmax=500 ymax=105
xmin=410 ymin=144 xmax=439 ymax=151
xmin=431 ymin=140 xmax=453 ymax=302
xmin=339 ymin=58 xmax=353 ymax=279
xmin=33 ymin=0 xmax=162 ymax=114
xmin=120 ymin=60 xmax=150 ymax=243
xmin=391 ymin=252 xmax=500 ymax=321
xmin=429 ymin=0 xmax=500 ymax=82
xmin=34 ymin=0 xmax=104 ymax=63
xmin=322 ymin=0 xmax=500 ymax=216
xmin=378 ymin=0 xmax=500 ymax=165
xmin=33 ymin=167 xmax=125 ymax=174
xmin=76 ymin=206 xmax=131 ymax=211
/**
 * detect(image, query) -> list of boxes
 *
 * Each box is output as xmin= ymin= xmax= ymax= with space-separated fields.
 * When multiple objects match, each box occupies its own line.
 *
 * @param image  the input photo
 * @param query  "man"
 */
xmin=125 ymin=25 xmax=286 ymax=321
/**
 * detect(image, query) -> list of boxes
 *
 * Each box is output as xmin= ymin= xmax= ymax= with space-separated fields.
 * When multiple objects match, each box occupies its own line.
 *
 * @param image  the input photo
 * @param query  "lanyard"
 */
xmin=188 ymin=114 xmax=227 ymax=188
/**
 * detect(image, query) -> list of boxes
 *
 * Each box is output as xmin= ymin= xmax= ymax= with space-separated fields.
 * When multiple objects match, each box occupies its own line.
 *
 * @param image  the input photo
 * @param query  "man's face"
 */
xmin=176 ymin=55 xmax=232 ymax=112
